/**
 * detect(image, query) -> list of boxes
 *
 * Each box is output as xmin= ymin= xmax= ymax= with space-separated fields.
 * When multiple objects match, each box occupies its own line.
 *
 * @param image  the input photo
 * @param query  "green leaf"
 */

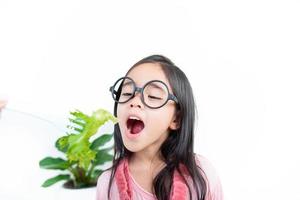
xmin=101 ymin=146 xmax=114 ymax=152
xmin=90 ymin=134 xmax=113 ymax=150
xmin=66 ymin=125 xmax=84 ymax=133
xmin=66 ymin=134 xmax=96 ymax=170
xmin=63 ymin=109 xmax=117 ymax=171
xmin=55 ymin=136 xmax=69 ymax=153
xmin=68 ymin=118 xmax=86 ymax=128
xmin=39 ymin=157 xmax=69 ymax=170
xmin=70 ymin=110 xmax=90 ymax=122
xmin=41 ymin=174 xmax=70 ymax=187
xmin=91 ymin=169 xmax=104 ymax=180
xmin=94 ymin=150 xmax=113 ymax=165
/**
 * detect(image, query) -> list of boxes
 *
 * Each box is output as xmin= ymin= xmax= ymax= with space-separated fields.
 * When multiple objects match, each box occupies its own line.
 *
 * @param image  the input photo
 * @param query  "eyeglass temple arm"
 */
xmin=109 ymin=86 xmax=118 ymax=95
xmin=169 ymin=94 xmax=178 ymax=104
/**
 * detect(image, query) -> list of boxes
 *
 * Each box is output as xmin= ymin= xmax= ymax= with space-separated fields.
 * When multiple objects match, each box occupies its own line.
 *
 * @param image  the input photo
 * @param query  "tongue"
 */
xmin=131 ymin=121 xmax=144 ymax=134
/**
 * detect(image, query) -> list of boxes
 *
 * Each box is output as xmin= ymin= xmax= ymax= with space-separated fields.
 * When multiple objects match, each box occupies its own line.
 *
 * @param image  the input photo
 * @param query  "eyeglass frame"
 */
xmin=109 ymin=76 xmax=179 ymax=109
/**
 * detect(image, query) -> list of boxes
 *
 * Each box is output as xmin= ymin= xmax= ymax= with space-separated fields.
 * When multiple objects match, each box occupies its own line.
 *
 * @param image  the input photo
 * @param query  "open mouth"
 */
xmin=126 ymin=117 xmax=145 ymax=134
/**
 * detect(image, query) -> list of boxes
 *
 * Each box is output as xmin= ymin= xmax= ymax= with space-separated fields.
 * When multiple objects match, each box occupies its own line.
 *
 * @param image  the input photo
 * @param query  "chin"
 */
xmin=123 ymin=142 xmax=144 ymax=153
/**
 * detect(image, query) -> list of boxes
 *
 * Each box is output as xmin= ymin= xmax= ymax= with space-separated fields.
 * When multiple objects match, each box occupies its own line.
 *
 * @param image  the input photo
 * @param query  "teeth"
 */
xmin=129 ymin=116 xmax=141 ymax=121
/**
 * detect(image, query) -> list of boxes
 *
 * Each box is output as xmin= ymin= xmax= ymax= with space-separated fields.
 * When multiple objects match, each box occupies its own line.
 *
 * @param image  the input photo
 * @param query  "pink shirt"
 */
xmin=96 ymin=154 xmax=223 ymax=200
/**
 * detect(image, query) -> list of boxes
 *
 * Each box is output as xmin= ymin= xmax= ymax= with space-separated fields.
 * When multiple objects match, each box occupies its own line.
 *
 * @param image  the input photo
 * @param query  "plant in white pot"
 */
xmin=39 ymin=109 xmax=117 ymax=189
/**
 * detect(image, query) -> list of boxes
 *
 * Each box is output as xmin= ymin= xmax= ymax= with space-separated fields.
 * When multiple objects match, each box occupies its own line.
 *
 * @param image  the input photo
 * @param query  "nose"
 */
xmin=130 ymin=91 xmax=143 ymax=108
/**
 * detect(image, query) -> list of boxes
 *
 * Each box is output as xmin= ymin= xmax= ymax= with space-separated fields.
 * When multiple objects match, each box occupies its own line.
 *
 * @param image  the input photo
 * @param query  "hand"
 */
xmin=0 ymin=100 xmax=7 ymax=112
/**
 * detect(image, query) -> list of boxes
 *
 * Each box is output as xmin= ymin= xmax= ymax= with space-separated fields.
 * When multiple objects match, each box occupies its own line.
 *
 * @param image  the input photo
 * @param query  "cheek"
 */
xmin=116 ymin=105 xmax=127 ymax=130
xmin=116 ymin=104 xmax=126 ymax=118
xmin=147 ymin=107 xmax=175 ymax=132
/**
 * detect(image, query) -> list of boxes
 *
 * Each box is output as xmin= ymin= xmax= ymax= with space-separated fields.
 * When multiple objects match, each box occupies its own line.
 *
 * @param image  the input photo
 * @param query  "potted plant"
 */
xmin=39 ymin=108 xmax=117 ymax=189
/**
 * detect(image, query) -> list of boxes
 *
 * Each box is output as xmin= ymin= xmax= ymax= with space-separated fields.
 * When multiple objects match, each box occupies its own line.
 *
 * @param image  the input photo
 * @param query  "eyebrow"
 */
xmin=122 ymin=79 xmax=167 ymax=91
xmin=122 ymin=81 xmax=133 ymax=88
xmin=147 ymin=82 xmax=165 ymax=91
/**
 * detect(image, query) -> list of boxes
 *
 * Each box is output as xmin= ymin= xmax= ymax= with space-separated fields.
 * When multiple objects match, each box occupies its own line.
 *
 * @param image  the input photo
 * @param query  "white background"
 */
xmin=1 ymin=0 xmax=300 ymax=199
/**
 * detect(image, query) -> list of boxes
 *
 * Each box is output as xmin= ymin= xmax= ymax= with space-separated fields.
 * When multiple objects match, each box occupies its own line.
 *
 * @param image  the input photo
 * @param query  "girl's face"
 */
xmin=117 ymin=63 xmax=178 ymax=153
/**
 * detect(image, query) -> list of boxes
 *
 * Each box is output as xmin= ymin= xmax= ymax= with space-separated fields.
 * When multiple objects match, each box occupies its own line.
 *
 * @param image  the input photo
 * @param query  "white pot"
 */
xmin=35 ymin=185 xmax=96 ymax=200
xmin=53 ymin=186 xmax=96 ymax=200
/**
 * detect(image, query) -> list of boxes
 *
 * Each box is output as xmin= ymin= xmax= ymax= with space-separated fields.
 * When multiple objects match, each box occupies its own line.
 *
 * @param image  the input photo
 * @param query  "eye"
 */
xmin=122 ymin=93 xmax=132 ymax=96
xmin=148 ymin=95 xmax=162 ymax=100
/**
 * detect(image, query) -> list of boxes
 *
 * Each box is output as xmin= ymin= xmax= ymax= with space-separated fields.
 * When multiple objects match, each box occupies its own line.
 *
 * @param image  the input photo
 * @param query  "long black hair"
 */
xmin=106 ymin=55 xmax=207 ymax=200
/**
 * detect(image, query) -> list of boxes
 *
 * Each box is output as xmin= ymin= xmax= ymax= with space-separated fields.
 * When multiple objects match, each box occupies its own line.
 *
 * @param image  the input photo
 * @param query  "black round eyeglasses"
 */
xmin=109 ymin=77 xmax=178 ymax=109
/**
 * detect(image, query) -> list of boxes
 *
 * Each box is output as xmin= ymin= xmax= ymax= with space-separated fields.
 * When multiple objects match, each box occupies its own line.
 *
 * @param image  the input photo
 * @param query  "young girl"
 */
xmin=96 ymin=55 xmax=223 ymax=200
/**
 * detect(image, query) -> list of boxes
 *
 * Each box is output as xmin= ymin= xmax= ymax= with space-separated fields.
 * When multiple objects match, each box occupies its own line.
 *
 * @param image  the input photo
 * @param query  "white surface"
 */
xmin=0 ymin=186 xmax=95 ymax=200
xmin=1 ymin=0 xmax=300 ymax=200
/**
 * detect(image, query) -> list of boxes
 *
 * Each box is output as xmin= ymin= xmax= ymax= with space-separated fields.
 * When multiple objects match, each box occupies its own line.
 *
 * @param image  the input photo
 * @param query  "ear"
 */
xmin=169 ymin=111 xmax=180 ymax=130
